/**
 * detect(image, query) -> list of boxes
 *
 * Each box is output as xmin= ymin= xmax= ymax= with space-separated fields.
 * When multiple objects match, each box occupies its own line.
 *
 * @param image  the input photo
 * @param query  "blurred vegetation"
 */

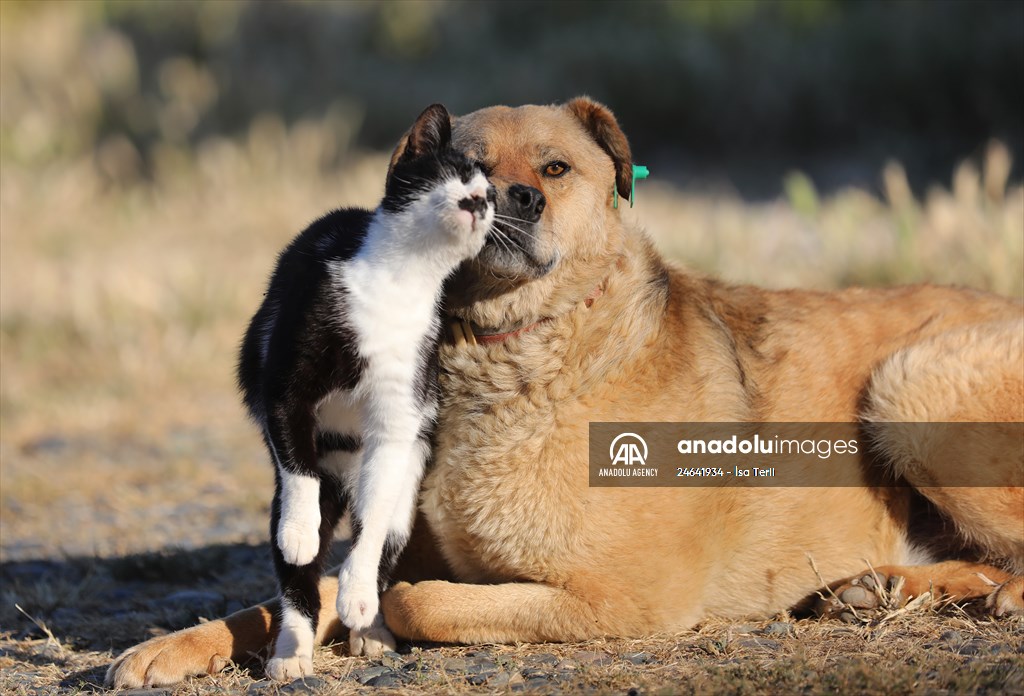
xmin=1 ymin=0 xmax=1022 ymax=193
xmin=0 ymin=0 xmax=1021 ymax=452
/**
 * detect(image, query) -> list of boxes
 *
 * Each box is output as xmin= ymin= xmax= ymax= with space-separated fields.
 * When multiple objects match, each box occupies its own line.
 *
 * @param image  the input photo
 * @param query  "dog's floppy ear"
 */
xmin=388 ymin=104 xmax=452 ymax=172
xmin=565 ymin=96 xmax=633 ymax=201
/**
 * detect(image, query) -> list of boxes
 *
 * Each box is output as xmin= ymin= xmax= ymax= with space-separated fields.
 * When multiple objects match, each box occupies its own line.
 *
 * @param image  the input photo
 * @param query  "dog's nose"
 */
xmin=508 ymin=184 xmax=546 ymax=222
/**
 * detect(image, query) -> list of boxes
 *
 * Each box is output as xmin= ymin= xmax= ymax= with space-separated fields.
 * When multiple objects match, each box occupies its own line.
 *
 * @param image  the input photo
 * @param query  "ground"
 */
xmin=2 ymin=531 xmax=1022 ymax=694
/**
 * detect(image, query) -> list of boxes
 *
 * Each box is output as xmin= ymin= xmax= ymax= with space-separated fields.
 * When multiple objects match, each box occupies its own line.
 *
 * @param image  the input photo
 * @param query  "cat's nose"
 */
xmin=458 ymin=194 xmax=488 ymax=217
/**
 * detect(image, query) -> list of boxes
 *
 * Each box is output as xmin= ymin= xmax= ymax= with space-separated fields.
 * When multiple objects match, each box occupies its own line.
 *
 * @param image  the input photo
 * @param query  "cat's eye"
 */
xmin=544 ymin=161 xmax=570 ymax=177
xmin=458 ymin=162 xmax=476 ymax=182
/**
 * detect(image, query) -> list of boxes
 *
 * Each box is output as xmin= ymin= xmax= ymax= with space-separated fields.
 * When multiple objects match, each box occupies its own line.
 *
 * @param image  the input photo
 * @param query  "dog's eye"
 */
xmin=544 ymin=161 xmax=570 ymax=177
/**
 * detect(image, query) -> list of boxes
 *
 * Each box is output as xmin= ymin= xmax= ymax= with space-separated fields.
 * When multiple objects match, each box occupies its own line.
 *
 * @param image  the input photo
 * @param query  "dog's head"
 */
xmin=389 ymin=97 xmax=634 ymax=329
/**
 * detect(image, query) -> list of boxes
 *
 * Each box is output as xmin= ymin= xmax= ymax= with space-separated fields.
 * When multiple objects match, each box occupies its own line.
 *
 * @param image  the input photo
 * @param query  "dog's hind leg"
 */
xmin=816 ymin=560 xmax=1023 ymax=618
xmin=105 ymin=574 xmax=345 ymax=688
xmin=863 ymin=320 xmax=1024 ymax=567
xmin=849 ymin=320 xmax=1024 ymax=618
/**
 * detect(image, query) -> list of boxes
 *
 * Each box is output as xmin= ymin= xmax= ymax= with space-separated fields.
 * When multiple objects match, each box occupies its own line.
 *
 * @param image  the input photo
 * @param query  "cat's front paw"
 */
xmin=337 ymin=562 xmax=380 ymax=631
xmin=277 ymin=513 xmax=321 ymax=567
xmin=265 ymin=654 xmax=314 ymax=682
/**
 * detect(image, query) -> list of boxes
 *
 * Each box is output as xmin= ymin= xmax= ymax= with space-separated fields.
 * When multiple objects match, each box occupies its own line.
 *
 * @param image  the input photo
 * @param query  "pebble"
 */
xmin=465 ymin=658 xmax=499 ymax=675
xmin=483 ymin=671 xmax=512 ymax=687
xmin=402 ymin=658 xmax=431 ymax=673
xmin=957 ymin=640 xmax=995 ymax=656
xmin=441 ymin=656 xmax=468 ymax=672
xmin=940 ymin=630 xmax=963 ymax=644
xmin=762 ymin=621 xmax=795 ymax=637
xmin=623 ymin=651 xmax=656 ymax=664
xmin=734 ymin=638 xmax=783 ymax=652
xmin=351 ymin=665 xmax=389 ymax=684
xmin=281 ymin=677 xmax=325 ymax=694
xmin=365 ymin=672 xmax=406 ymax=687
xmin=465 ymin=672 xmax=492 ymax=686
xmin=524 ymin=676 xmax=552 ymax=690
xmin=572 ymin=649 xmax=613 ymax=666
xmin=380 ymin=650 xmax=405 ymax=668
xmin=524 ymin=652 xmax=559 ymax=667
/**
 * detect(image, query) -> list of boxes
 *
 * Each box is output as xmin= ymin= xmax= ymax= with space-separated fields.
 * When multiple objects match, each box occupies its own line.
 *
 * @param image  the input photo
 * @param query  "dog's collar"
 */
xmin=450 ymin=282 xmax=605 ymax=347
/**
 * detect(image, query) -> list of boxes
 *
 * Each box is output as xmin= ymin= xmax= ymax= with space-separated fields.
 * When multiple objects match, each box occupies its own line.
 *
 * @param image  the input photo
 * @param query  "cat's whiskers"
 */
xmin=493 ymin=212 xmax=534 ymax=225
xmin=487 ymin=224 xmax=517 ymax=257
xmin=493 ymin=215 xmax=540 ymax=242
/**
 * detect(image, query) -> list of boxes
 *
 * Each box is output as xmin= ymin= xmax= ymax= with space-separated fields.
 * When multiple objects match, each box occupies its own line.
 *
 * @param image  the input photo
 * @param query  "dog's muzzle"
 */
xmin=477 ymin=184 xmax=556 ymax=278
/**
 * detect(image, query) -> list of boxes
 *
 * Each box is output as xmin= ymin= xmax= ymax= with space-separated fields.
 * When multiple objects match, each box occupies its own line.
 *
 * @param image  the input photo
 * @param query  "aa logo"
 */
xmin=609 ymin=433 xmax=648 ymax=467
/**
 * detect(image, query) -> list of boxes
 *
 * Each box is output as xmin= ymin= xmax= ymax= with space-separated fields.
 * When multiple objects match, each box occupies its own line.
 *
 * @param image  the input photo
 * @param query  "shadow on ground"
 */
xmin=0 ymin=540 xmax=351 ymax=653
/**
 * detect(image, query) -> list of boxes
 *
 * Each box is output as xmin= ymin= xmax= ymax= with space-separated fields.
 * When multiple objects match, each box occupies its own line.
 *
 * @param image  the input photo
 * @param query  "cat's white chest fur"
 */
xmin=334 ymin=256 xmax=441 ymax=375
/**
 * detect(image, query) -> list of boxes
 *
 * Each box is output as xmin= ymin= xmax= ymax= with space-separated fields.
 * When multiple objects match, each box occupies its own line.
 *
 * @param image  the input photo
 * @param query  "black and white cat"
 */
xmin=237 ymin=104 xmax=494 ymax=680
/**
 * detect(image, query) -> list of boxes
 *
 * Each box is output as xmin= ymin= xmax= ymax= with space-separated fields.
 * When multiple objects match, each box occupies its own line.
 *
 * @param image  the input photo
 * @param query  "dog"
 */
xmin=107 ymin=97 xmax=1024 ymax=688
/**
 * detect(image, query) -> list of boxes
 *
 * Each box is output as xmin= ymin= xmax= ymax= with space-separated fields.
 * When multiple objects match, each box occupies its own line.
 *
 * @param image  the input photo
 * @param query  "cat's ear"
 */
xmin=401 ymin=104 xmax=452 ymax=160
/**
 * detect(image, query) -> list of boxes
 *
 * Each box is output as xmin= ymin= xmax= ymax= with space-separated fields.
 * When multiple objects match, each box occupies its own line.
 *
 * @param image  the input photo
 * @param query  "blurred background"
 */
xmin=2 ymin=0 xmax=1023 ymax=561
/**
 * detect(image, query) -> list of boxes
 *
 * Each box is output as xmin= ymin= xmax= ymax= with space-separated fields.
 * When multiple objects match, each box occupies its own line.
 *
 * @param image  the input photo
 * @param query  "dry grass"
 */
xmin=1 ymin=612 xmax=1021 ymax=694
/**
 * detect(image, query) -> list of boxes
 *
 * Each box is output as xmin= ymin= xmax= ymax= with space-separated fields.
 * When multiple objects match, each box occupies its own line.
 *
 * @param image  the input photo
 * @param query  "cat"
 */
xmin=236 ymin=103 xmax=494 ymax=680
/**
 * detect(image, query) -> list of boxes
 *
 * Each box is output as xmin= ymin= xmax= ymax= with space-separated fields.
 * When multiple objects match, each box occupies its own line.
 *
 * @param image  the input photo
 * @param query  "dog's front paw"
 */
xmin=106 ymin=631 xmax=230 ymax=688
xmin=277 ymin=514 xmax=321 ymax=567
xmin=265 ymin=654 xmax=315 ymax=682
xmin=349 ymin=616 xmax=397 ymax=658
xmin=337 ymin=561 xmax=379 ymax=631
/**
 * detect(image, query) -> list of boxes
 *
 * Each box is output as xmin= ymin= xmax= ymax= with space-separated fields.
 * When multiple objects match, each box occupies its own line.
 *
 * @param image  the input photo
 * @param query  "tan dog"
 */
xmin=107 ymin=98 xmax=1024 ymax=688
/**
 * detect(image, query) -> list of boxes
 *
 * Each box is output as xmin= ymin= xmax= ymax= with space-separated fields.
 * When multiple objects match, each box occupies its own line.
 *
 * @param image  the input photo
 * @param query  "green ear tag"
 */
xmin=630 ymin=164 xmax=650 ymax=209
xmin=613 ymin=164 xmax=650 ymax=209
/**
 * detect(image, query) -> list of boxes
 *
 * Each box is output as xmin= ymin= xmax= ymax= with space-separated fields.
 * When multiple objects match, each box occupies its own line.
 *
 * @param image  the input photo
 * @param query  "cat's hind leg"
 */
xmin=267 ymin=475 xmax=347 ymax=680
xmin=338 ymin=433 xmax=428 ymax=632
xmin=347 ymin=435 xmax=430 ymax=656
